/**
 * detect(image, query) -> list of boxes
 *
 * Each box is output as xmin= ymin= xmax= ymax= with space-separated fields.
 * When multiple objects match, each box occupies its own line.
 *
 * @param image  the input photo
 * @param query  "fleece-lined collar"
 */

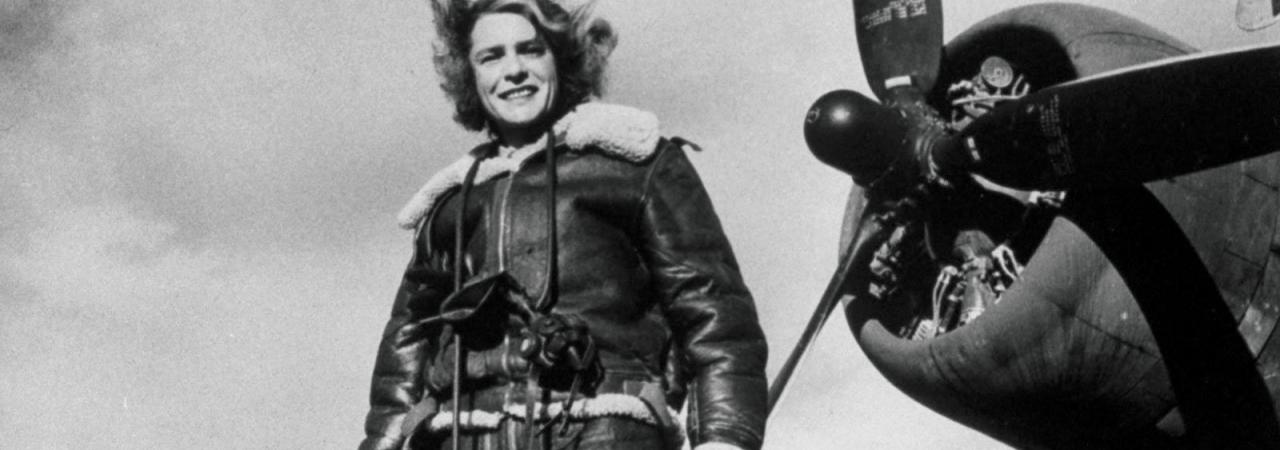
xmin=396 ymin=103 xmax=661 ymax=230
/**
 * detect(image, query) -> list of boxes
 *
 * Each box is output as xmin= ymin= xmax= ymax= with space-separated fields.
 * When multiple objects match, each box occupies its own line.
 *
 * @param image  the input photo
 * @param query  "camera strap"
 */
xmin=448 ymin=151 xmax=484 ymax=450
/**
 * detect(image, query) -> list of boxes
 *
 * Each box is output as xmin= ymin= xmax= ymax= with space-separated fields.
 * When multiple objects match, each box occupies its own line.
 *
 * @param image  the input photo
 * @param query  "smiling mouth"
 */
xmin=499 ymin=86 xmax=538 ymax=100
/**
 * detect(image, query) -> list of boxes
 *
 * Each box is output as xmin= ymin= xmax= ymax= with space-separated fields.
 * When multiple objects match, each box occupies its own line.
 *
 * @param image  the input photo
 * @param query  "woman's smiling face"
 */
xmin=469 ymin=12 xmax=558 ymax=144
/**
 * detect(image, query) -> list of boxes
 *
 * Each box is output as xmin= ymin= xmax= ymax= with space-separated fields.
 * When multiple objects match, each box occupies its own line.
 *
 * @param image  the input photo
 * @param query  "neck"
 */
xmin=496 ymin=123 xmax=547 ymax=149
xmin=497 ymin=131 xmax=549 ymax=158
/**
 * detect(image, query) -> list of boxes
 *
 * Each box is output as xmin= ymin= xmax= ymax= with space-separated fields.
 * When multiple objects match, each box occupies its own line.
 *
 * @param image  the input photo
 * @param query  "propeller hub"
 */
xmin=804 ymin=90 xmax=913 ymax=186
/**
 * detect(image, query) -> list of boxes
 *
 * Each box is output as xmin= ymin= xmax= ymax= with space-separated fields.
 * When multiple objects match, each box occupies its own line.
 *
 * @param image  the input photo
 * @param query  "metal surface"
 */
xmin=803 ymin=3 xmax=1280 ymax=447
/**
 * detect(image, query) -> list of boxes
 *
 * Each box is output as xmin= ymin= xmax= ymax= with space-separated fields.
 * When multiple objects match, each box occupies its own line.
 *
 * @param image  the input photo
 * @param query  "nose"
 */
xmin=501 ymin=55 xmax=529 ymax=83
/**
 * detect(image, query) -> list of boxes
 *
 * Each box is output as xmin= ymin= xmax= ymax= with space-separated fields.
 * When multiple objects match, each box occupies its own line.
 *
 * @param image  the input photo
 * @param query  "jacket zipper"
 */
xmin=497 ymin=151 xmax=538 ymax=273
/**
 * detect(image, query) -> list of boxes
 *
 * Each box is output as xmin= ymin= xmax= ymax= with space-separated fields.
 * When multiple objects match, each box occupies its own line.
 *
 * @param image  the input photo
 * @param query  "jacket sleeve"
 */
xmin=636 ymin=142 xmax=769 ymax=450
xmin=360 ymin=216 xmax=452 ymax=450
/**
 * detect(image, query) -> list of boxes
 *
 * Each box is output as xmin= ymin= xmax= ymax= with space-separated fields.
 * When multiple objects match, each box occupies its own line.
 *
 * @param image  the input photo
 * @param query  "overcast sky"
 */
xmin=1 ymin=0 xmax=1277 ymax=448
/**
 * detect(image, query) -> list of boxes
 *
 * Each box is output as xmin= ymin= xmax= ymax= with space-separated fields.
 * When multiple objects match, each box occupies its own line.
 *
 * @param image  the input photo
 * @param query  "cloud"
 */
xmin=2 ymin=0 xmax=1277 ymax=448
xmin=0 ymin=202 xmax=217 ymax=446
xmin=0 ymin=196 xmax=402 ymax=447
xmin=0 ymin=2 xmax=420 ymax=445
xmin=11 ymin=204 xmax=218 ymax=309
xmin=0 ymin=0 xmax=71 ymax=64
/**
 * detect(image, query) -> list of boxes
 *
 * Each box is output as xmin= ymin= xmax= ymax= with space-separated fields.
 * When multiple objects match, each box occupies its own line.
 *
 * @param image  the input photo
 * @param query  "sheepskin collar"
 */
xmin=397 ymin=103 xmax=661 ymax=230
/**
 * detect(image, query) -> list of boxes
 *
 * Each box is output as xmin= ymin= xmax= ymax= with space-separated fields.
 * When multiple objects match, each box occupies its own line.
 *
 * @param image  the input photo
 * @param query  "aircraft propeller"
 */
xmin=772 ymin=0 xmax=1280 ymax=444
xmin=810 ymin=43 xmax=1280 ymax=192
xmin=769 ymin=0 xmax=944 ymax=410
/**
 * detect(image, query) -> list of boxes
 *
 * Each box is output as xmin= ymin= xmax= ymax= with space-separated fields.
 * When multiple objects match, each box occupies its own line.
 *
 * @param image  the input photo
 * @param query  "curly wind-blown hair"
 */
xmin=430 ymin=0 xmax=618 ymax=133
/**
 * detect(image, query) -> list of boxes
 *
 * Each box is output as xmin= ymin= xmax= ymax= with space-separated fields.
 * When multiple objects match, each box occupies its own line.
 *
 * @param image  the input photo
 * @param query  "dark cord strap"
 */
xmin=454 ymin=154 xmax=484 ymax=291
xmin=534 ymin=132 xmax=559 ymax=313
xmin=450 ymin=155 xmax=484 ymax=450
xmin=525 ymin=365 xmax=541 ymax=450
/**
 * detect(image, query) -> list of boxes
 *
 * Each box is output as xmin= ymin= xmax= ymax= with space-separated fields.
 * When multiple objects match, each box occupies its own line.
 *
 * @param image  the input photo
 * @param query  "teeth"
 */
xmin=500 ymin=87 xmax=536 ymax=100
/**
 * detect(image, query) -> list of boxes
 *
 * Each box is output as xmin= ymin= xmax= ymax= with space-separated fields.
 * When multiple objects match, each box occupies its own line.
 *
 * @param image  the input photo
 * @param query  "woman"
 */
xmin=359 ymin=1 xmax=768 ymax=449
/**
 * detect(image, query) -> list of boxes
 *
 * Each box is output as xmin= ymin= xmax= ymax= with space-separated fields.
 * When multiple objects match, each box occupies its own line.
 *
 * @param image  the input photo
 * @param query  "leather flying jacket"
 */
xmin=360 ymin=103 xmax=768 ymax=450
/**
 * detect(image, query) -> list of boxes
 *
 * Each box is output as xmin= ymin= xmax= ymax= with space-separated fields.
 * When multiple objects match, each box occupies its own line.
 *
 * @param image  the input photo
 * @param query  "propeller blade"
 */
xmin=936 ymin=43 xmax=1280 ymax=190
xmin=1238 ymin=0 xmax=1280 ymax=31
xmin=853 ymin=0 xmax=943 ymax=104
xmin=1063 ymin=187 xmax=1280 ymax=445
xmin=768 ymin=199 xmax=889 ymax=411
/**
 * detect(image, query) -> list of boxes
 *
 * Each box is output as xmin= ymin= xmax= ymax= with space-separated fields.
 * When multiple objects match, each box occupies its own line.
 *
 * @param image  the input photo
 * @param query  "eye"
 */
xmin=474 ymin=49 xmax=502 ymax=65
xmin=517 ymin=41 xmax=547 ymax=57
